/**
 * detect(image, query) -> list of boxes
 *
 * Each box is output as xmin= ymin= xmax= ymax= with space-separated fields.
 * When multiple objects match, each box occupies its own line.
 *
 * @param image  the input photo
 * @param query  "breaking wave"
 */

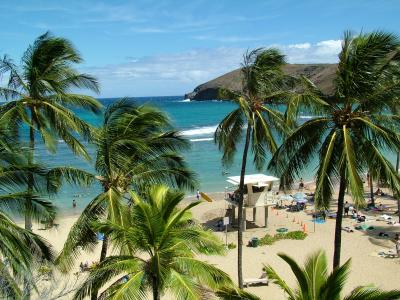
xmin=190 ymin=138 xmax=214 ymax=142
xmin=181 ymin=125 xmax=218 ymax=136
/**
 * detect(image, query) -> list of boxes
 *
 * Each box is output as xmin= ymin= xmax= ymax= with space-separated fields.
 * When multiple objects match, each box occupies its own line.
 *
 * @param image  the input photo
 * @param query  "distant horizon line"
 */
xmin=96 ymin=95 xmax=184 ymax=99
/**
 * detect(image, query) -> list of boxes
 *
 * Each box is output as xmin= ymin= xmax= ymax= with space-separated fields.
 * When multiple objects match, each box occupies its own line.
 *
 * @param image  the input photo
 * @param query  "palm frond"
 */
xmin=56 ymin=192 xmax=107 ymax=272
xmin=268 ymin=118 xmax=331 ymax=188
xmin=263 ymin=263 xmax=296 ymax=299
xmin=342 ymin=125 xmax=364 ymax=204
xmin=214 ymin=108 xmax=245 ymax=166
xmin=344 ymin=286 xmax=400 ymax=300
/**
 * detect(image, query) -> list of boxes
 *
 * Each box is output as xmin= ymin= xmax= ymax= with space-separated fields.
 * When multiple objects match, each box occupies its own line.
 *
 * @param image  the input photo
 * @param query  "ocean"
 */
xmin=26 ymin=96 xmax=397 ymax=213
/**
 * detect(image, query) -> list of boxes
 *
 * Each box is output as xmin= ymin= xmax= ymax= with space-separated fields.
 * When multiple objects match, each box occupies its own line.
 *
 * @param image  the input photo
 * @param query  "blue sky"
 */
xmin=1 ymin=0 xmax=400 ymax=97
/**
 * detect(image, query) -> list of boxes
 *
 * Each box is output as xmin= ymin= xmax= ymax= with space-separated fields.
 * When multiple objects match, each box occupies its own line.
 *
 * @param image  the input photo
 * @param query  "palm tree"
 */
xmin=74 ymin=185 xmax=236 ymax=300
xmin=264 ymin=250 xmax=400 ymax=300
xmin=0 ymin=132 xmax=95 ymax=299
xmin=0 ymin=32 xmax=102 ymax=230
xmin=0 ymin=204 xmax=54 ymax=299
xmin=57 ymin=99 xmax=196 ymax=298
xmin=269 ymin=31 xmax=400 ymax=268
xmin=215 ymin=48 xmax=294 ymax=288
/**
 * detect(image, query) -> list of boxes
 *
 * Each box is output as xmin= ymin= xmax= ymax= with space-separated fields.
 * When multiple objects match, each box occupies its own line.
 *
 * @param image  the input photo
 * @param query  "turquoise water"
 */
xmin=24 ymin=96 xmax=397 ymax=213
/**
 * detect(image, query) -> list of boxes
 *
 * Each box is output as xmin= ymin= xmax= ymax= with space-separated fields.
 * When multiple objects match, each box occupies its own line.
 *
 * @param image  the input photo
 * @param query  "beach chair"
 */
xmin=377 ymin=214 xmax=392 ymax=221
xmin=378 ymin=249 xmax=397 ymax=258
xmin=327 ymin=212 xmax=336 ymax=218
xmin=244 ymin=272 xmax=268 ymax=287
xmin=342 ymin=226 xmax=354 ymax=233
xmin=243 ymin=278 xmax=269 ymax=287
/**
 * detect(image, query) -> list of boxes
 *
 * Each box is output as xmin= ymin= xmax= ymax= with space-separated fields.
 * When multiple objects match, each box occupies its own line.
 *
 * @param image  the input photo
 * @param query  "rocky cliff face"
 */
xmin=184 ymin=64 xmax=337 ymax=100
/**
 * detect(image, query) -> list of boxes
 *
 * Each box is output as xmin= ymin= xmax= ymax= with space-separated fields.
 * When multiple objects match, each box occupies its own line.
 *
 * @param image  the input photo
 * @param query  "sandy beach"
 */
xmin=29 ymin=185 xmax=400 ymax=299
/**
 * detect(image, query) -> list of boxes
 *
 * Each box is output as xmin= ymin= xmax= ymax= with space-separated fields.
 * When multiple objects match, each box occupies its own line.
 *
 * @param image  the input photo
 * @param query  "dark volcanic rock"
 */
xmin=184 ymin=64 xmax=337 ymax=100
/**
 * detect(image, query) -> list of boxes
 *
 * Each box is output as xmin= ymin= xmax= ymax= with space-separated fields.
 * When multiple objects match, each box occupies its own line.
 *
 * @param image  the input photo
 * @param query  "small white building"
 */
xmin=225 ymin=173 xmax=279 ymax=231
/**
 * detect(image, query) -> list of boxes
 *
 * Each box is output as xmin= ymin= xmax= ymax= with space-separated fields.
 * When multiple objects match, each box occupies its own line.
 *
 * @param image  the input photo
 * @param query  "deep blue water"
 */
xmin=21 ymin=96 xmax=397 ymax=213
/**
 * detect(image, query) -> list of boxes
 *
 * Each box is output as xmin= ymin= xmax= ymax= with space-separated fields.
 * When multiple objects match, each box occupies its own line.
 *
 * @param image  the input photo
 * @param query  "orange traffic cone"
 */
xmin=303 ymin=223 xmax=307 ymax=233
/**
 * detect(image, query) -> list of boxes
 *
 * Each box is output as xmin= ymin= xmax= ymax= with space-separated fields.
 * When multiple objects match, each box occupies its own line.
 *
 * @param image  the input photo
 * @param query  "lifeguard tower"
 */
xmin=225 ymin=173 xmax=279 ymax=231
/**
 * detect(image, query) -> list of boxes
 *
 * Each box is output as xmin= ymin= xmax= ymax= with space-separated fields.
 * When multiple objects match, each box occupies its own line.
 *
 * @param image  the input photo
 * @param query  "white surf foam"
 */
xmin=190 ymin=138 xmax=214 ymax=142
xmin=181 ymin=125 xmax=218 ymax=136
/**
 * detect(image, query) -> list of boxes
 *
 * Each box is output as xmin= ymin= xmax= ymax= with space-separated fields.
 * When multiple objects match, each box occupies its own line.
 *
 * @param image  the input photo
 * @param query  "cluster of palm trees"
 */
xmin=216 ymin=30 xmax=400 ymax=296
xmin=0 ymin=29 xmax=399 ymax=300
xmin=0 ymin=32 xmax=250 ymax=299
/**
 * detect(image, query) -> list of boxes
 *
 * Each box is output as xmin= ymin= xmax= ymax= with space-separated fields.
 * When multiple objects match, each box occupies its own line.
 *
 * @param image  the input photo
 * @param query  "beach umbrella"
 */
xmin=293 ymin=192 xmax=307 ymax=200
xmin=279 ymin=195 xmax=293 ymax=201
xmin=293 ymin=198 xmax=308 ymax=204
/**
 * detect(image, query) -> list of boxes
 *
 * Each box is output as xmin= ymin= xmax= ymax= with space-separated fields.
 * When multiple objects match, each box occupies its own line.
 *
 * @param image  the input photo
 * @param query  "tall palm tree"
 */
xmin=0 ymin=131 xmax=95 ymax=299
xmin=264 ymin=250 xmax=400 ymax=300
xmin=269 ymin=31 xmax=400 ymax=268
xmin=0 ymin=209 xmax=54 ymax=299
xmin=74 ymin=185 xmax=234 ymax=300
xmin=214 ymin=48 xmax=294 ymax=288
xmin=57 ymin=99 xmax=196 ymax=298
xmin=0 ymin=32 xmax=102 ymax=230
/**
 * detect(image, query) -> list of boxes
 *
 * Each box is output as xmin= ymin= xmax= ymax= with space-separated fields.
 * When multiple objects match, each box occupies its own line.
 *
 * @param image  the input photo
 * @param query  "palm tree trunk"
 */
xmin=99 ymin=235 xmax=108 ymax=262
xmin=369 ymin=170 xmax=374 ymax=207
xmin=25 ymin=124 xmax=35 ymax=231
xmin=24 ymin=113 xmax=36 ymax=300
xmin=333 ymin=175 xmax=346 ymax=269
xmin=90 ymin=237 xmax=109 ymax=300
xmin=152 ymin=276 xmax=160 ymax=300
xmin=91 ymin=189 xmax=110 ymax=300
xmin=237 ymin=124 xmax=251 ymax=289
xmin=395 ymin=153 xmax=400 ymax=223
xmin=398 ymin=197 xmax=400 ymax=223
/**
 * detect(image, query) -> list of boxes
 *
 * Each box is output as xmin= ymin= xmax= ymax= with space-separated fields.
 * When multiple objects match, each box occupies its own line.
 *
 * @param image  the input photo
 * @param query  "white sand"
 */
xmin=30 ymin=187 xmax=400 ymax=299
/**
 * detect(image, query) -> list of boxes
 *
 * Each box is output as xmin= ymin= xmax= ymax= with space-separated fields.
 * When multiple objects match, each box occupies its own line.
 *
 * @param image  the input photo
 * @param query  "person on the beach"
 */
xmin=321 ymin=210 xmax=326 ymax=221
xmin=196 ymin=190 xmax=200 ymax=200
xmin=299 ymin=178 xmax=304 ymax=190
xmin=72 ymin=199 xmax=77 ymax=208
xmin=344 ymin=201 xmax=350 ymax=216
xmin=393 ymin=233 xmax=400 ymax=244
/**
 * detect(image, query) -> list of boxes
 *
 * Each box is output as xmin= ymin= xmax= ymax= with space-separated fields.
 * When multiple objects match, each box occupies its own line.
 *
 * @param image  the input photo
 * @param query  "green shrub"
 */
xmin=227 ymin=242 xmax=236 ymax=249
xmin=259 ymin=234 xmax=276 ymax=246
xmin=285 ymin=230 xmax=307 ymax=240
xmin=258 ymin=231 xmax=307 ymax=246
xmin=274 ymin=233 xmax=286 ymax=240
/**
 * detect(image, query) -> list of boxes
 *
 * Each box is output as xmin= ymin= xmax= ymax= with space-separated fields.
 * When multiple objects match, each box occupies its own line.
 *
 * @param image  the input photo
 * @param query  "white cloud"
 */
xmin=283 ymin=39 xmax=342 ymax=63
xmin=85 ymin=39 xmax=342 ymax=97
xmin=84 ymin=47 xmax=243 ymax=96
xmin=288 ymin=43 xmax=311 ymax=49
xmin=315 ymin=40 xmax=342 ymax=56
